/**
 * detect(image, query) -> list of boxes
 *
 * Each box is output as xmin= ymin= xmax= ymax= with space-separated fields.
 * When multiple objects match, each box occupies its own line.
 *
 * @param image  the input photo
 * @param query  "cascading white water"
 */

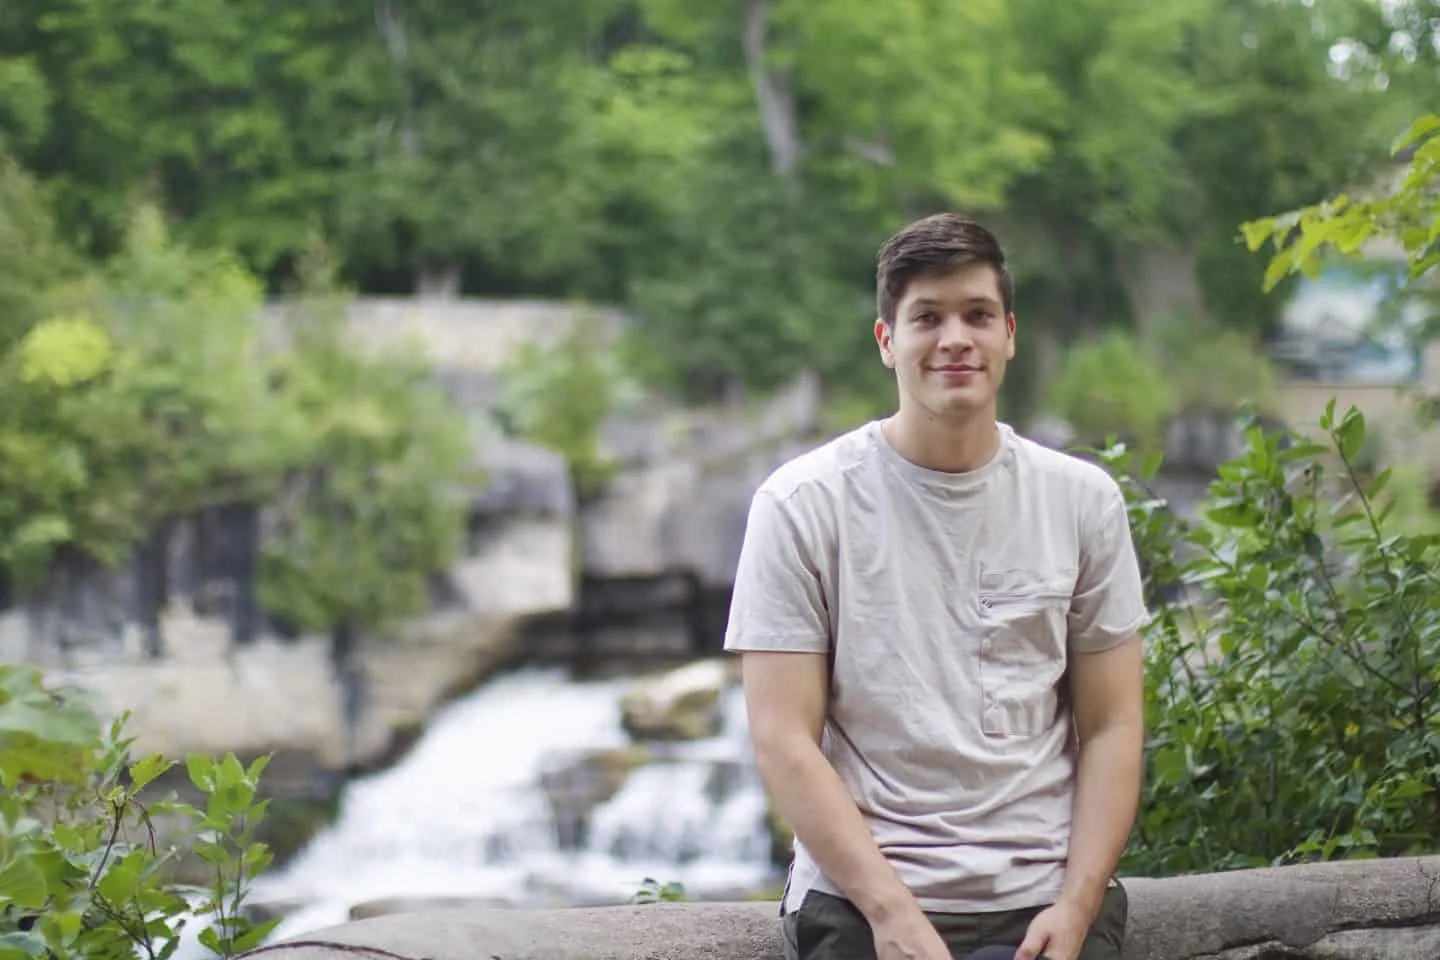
xmin=250 ymin=665 xmax=779 ymax=941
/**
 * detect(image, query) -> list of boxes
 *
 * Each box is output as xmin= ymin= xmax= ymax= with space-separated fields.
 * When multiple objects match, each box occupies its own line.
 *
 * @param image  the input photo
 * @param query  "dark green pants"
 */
xmin=780 ymin=883 xmax=1127 ymax=960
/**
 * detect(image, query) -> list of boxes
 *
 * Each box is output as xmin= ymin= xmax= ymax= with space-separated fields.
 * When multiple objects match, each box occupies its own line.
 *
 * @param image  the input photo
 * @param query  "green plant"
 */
xmin=1242 ymin=113 xmax=1440 ymax=290
xmin=1100 ymin=401 xmax=1440 ymax=877
xmin=497 ymin=309 xmax=629 ymax=501
xmin=1046 ymin=329 xmax=1176 ymax=449
xmin=0 ymin=663 xmax=277 ymax=959
xmin=629 ymin=877 xmax=687 ymax=904
xmin=1149 ymin=315 xmax=1277 ymax=415
xmin=256 ymin=234 xmax=475 ymax=641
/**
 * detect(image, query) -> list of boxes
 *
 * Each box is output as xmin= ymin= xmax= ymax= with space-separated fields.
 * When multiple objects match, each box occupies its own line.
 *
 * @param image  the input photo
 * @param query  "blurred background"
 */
xmin=2 ymin=0 xmax=1438 ymax=950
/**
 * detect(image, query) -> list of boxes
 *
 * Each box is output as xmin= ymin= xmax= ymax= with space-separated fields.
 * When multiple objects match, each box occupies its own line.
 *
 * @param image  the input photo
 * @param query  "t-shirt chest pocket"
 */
xmin=976 ymin=566 xmax=1075 ymax=738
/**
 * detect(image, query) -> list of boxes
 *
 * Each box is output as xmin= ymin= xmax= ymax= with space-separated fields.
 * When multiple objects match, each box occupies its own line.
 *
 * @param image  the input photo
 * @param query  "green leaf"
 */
xmin=1391 ymin=113 xmax=1440 ymax=153
xmin=0 ymin=672 xmax=98 ymax=747
xmin=0 ymin=931 xmax=48 ymax=958
xmin=232 ymin=919 xmax=280 ymax=953
xmin=128 ymin=754 xmax=175 ymax=793
xmin=0 ymin=857 xmax=49 ymax=909
xmin=185 ymin=755 xmax=214 ymax=792
xmin=1262 ymin=247 xmax=1297 ymax=292
xmin=1239 ymin=217 xmax=1276 ymax=252
xmin=1336 ymin=408 xmax=1366 ymax=463
xmin=1206 ymin=500 xmax=1254 ymax=528
xmin=96 ymin=850 xmax=145 ymax=904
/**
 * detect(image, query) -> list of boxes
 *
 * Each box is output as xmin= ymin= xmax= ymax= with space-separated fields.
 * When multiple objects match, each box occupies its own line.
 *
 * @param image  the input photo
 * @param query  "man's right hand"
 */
xmin=870 ymin=905 xmax=953 ymax=960
xmin=742 ymin=651 xmax=946 ymax=958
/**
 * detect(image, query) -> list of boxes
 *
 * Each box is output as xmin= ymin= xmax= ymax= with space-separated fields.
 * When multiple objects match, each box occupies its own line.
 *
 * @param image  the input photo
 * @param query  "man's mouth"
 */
xmin=931 ymin=364 xmax=982 ymax=374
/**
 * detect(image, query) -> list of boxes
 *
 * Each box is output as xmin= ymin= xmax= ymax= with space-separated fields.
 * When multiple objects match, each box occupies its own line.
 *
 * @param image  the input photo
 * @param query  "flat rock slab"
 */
xmin=249 ymin=855 xmax=1440 ymax=960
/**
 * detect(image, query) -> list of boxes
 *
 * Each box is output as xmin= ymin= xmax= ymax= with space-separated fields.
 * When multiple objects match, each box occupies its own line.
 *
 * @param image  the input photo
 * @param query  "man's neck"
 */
xmin=882 ymin=407 xmax=1000 ymax=474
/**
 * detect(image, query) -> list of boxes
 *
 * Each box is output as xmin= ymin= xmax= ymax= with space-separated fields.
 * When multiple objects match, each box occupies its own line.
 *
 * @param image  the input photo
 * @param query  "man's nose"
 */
xmin=936 ymin=316 xmax=975 ymax=351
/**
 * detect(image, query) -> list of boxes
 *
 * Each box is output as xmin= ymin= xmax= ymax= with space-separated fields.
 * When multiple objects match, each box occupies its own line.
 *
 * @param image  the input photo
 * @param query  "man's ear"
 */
xmin=1005 ymin=312 xmax=1017 ymax=360
xmin=874 ymin=317 xmax=895 ymax=368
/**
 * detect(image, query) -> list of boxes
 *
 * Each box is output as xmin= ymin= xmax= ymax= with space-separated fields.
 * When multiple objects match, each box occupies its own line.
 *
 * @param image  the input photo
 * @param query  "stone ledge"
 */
xmin=253 ymin=855 xmax=1440 ymax=959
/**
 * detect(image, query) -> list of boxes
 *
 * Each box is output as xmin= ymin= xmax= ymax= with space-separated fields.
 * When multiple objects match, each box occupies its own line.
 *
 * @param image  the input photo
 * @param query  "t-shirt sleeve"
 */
xmin=1067 ymin=481 xmax=1150 ymax=654
xmin=723 ymin=487 xmax=831 ymax=655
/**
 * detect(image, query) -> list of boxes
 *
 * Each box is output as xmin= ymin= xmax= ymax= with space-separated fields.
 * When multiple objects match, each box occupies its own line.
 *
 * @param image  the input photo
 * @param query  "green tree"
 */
xmin=0 ymin=0 xmax=379 ymax=270
xmin=255 ymin=238 xmax=474 ymax=644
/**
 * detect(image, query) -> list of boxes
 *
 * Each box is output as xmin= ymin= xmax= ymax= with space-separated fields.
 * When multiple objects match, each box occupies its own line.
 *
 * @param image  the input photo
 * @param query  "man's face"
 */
xmin=874 ymin=262 xmax=1016 ymax=422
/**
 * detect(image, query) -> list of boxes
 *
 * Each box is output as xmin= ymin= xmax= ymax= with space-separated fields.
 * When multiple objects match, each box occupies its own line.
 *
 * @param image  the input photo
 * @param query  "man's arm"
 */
xmin=727 ymin=488 xmax=948 ymax=957
xmin=1057 ymin=633 xmax=1145 ymax=921
xmin=1019 ymin=479 xmax=1148 ymax=960
xmin=741 ymin=651 xmax=915 ymax=922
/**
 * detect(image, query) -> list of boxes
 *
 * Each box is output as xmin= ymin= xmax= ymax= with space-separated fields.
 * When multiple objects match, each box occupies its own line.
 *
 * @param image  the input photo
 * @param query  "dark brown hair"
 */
xmin=875 ymin=213 xmax=1013 ymax=325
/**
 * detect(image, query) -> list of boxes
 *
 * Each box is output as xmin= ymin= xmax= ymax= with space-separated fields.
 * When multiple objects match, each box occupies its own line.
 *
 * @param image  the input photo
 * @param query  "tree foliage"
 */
xmin=0 ymin=164 xmax=473 ymax=645
xmin=256 ymin=276 xmax=474 ymax=636
xmin=2 ymin=0 xmax=1432 ymax=401
xmin=1242 ymin=113 xmax=1440 ymax=292
xmin=496 ymin=311 xmax=627 ymax=502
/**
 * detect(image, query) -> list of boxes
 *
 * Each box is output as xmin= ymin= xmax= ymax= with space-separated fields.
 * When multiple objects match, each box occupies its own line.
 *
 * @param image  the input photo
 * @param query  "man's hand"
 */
xmin=870 ymin=905 xmax=952 ymax=960
xmin=1015 ymin=897 xmax=1091 ymax=960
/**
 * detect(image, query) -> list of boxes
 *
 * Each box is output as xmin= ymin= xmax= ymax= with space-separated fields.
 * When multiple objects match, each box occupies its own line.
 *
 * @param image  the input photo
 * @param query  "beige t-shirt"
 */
xmin=724 ymin=420 xmax=1148 ymax=914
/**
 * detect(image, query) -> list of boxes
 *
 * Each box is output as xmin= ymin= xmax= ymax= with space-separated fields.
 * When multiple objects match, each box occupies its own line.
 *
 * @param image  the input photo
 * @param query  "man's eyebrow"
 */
xmin=909 ymin=296 xmax=1000 ymax=308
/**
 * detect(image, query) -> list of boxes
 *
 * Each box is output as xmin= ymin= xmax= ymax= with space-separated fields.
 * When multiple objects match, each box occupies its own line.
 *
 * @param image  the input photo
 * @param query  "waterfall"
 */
xmin=250 ymin=665 xmax=779 ymax=940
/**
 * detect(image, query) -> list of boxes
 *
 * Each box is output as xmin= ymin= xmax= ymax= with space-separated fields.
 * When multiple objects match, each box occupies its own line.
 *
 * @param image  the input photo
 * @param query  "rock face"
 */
xmin=258 ymin=855 xmax=1440 ymax=959
xmin=9 ymin=513 xmax=573 ymax=773
xmin=7 ymin=297 xmax=826 ymax=782
xmin=581 ymin=372 xmax=823 ymax=587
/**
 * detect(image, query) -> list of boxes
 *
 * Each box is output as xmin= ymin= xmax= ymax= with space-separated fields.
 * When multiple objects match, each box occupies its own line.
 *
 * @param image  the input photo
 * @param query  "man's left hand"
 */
xmin=1015 ymin=897 xmax=1092 ymax=960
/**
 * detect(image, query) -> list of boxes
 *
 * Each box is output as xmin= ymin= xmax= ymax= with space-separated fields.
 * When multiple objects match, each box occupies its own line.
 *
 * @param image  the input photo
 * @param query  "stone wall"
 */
xmin=252 ymin=855 xmax=1439 ymax=959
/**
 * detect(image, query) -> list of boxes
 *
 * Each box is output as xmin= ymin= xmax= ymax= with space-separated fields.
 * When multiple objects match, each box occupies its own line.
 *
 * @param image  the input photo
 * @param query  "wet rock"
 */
xmin=539 ymin=745 xmax=652 ymax=850
xmin=619 ymin=659 xmax=734 ymax=742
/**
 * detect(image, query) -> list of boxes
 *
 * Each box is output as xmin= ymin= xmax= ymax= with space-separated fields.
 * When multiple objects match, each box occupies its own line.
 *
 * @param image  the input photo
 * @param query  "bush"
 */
xmin=0 ymin=663 xmax=275 ymax=959
xmin=1103 ymin=401 xmax=1440 ymax=876
xmin=0 ymin=200 xmax=475 ymax=652
xmin=496 ymin=309 xmax=629 ymax=502
xmin=1046 ymin=329 xmax=1176 ymax=449
xmin=256 ymin=236 xmax=475 ymax=640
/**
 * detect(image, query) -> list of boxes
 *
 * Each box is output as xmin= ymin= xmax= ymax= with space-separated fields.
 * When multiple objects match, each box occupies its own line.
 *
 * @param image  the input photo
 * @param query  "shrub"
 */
xmin=0 ymin=663 xmax=275 ymax=958
xmin=1046 ymin=330 xmax=1176 ymax=449
xmin=1103 ymin=401 xmax=1439 ymax=876
xmin=496 ymin=309 xmax=629 ymax=502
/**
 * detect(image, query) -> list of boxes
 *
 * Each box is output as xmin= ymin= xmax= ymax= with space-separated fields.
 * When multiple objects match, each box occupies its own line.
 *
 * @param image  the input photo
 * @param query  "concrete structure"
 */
xmin=1273 ymin=338 xmax=1440 ymax=479
xmin=250 ymin=855 xmax=1440 ymax=959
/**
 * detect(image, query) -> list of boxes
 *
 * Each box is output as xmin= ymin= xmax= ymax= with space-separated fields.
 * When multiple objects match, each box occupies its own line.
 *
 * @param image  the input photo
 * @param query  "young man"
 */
xmin=724 ymin=213 xmax=1148 ymax=960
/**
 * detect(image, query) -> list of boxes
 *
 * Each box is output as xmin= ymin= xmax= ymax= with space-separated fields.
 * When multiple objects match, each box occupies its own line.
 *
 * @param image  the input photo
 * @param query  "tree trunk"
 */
xmin=741 ymin=0 xmax=802 ymax=179
xmin=1115 ymin=243 xmax=1208 ymax=341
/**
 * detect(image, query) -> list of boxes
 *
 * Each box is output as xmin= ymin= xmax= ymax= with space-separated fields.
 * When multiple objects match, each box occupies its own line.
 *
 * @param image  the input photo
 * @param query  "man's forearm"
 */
xmin=1060 ymin=719 xmax=1144 ymax=919
xmin=755 ymin=734 xmax=917 ymax=923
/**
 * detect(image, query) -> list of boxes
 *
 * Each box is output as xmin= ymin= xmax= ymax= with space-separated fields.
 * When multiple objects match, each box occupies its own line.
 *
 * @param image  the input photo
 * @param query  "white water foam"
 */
xmin=249 ymin=666 xmax=777 ymax=941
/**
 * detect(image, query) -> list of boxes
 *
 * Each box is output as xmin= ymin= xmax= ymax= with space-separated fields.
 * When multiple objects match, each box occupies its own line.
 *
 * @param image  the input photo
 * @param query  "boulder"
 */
xmin=253 ymin=855 xmax=1440 ymax=959
xmin=618 ymin=658 xmax=734 ymax=742
xmin=539 ymin=745 xmax=653 ymax=849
